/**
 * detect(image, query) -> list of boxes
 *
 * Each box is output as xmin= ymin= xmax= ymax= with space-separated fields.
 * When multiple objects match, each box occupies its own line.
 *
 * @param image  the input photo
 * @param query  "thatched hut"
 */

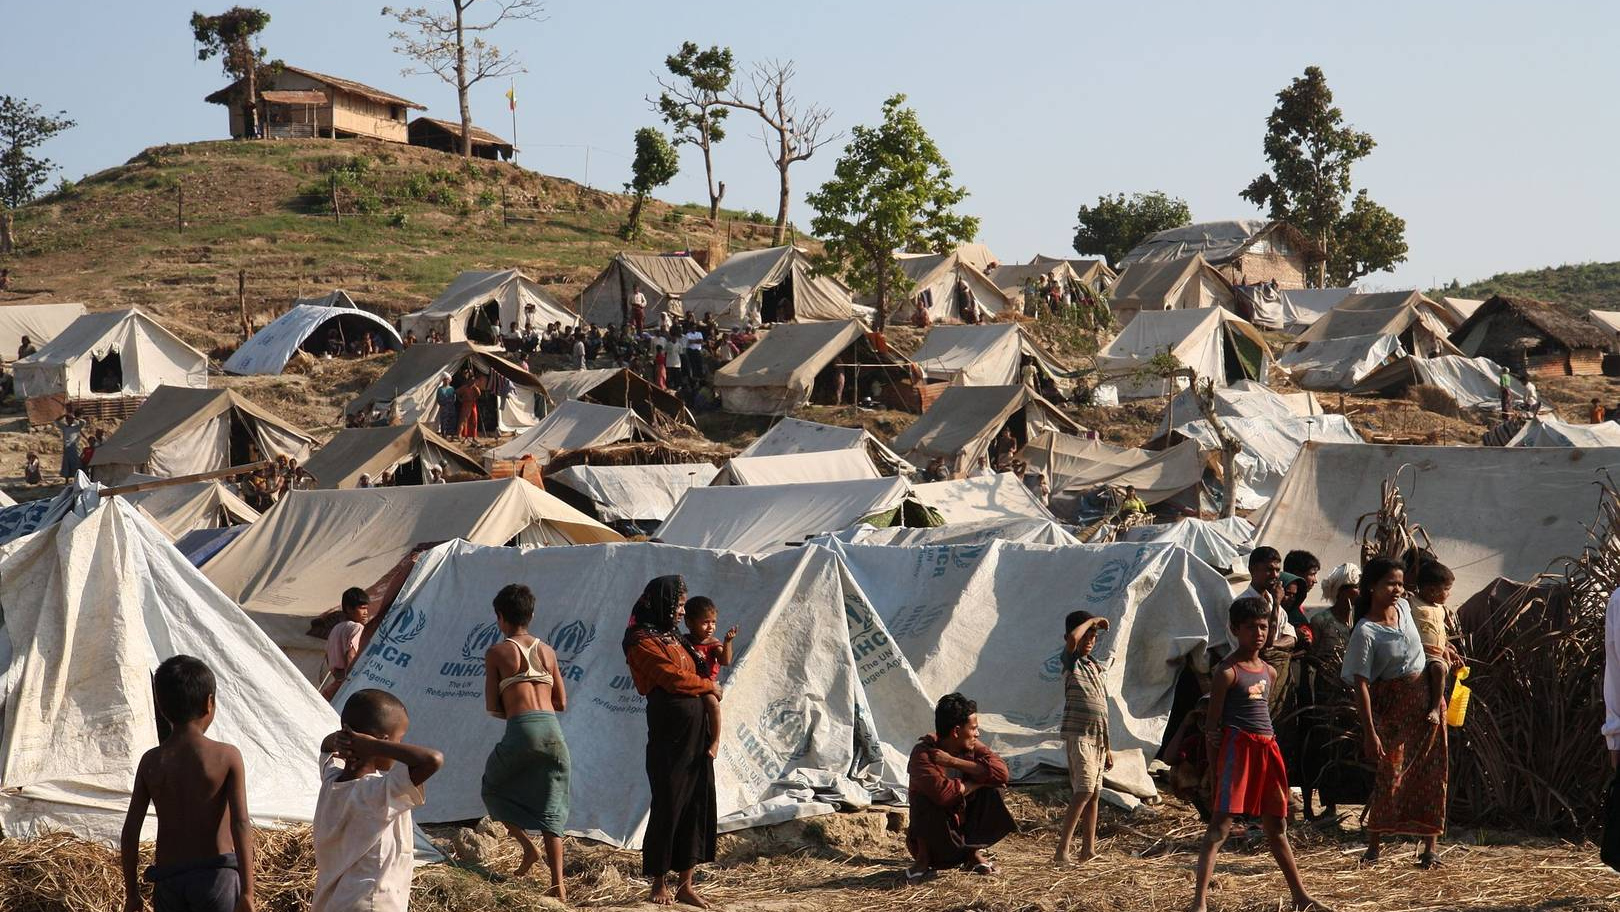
xmin=1450 ymin=295 xmax=1609 ymax=377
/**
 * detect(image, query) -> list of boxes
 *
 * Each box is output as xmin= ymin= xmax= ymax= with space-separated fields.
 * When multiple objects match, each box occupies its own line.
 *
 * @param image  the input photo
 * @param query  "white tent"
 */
xmin=537 ymin=367 xmax=692 ymax=427
xmin=1292 ymin=291 xmax=1461 ymax=356
xmin=119 ymin=480 xmax=260 ymax=539
xmin=832 ymin=518 xmax=1080 ymax=547
xmin=894 ymin=385 xmax=1081 ymax=476
xmin=1154 ymin=380 xmax=1322 ymax=439
xmin=1022 ymin=433 xmax=1210 ymax=519
xmin=1254 ymin=442 xmax=1620 ymax=604
xmin=1587 ymin=310 xmax=1620 ymax=351
xmin=0 ymin=495 xmax=337 ymax=841
xmin=1350 ymin=354 xmax=1524 ymax=412
xmin=715 ymin=320 xmax=913 ymax=416
xmin=681 ymin=246 xmax=854 ymax=327
xmin=1506 ymin=416 xmax=1620 ymax=448
xmin=345 ymin=343 xmax=546 ymax=432
xmin=911 ymin=473 xmax=1058 ymax=524
xmin=301 ymin=423 xmax=486 ymax=488
xmin=879 ymin=251 xmax=1015 ymax=325
xmin=1098 ymin=307 xmax=1273 ymax=400
xmin=0 ymin=302 xmax=86 ymax=363
xmin=1176 ymin=414 xmax=1362 ymax=506
xmin=1122 ymin=517 xmax=1254 ymax=574
xmin=547 ymin=463 xmax=718 ymax=525
xmin=910 ymin=323 xmax=1073 ymax=387
xmin=225 ymin=303 xmax=401 ymax=375
xmin=399 ymin=269 xmax=576 ymax=344
xmin=1278 ymin=333 xmax=1406 ymax=391
xmin=577 ymin=253 xmax=707 ymax=327
xmin=335 ymin=541 xmax=934 ymax=843
xmin=203 ymin=479 xmax=622 ymax=673
xmin=711 ymin=449 xmax=879 ymax=486
xmin=1106 ymin=255 xmax=1242 ymax=327
xmin=1277 ymin=287 xmax=1356 ymax=334
xmin=488 ymin=399 xmax=662 ymax=465
xmin=14 ymin=309 xmax=208 ymax=400
xmin=88 ymin=386 xmax=317 ymax=483
xmin=656 ymin=477 xmax=915 ymax=552
xmin=738 ymin=416 xmax=912 ymax=474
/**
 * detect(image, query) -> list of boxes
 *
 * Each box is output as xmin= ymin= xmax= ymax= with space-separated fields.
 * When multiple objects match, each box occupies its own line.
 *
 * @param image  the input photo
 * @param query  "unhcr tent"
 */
xmin=88 ymin=386 xmax=317 ymax=483
xmin=1277 ymin=287 xmax=1355 ymax=334
xmin=224 ymin=301 xmax=401 ymax=375
xmin=345 ymin=343 xmax=545 ymax=431
xmin=1350 ymin=354 xmax=1524 ymax=412
xmin=119 ymin=480 xmax=260 ymax=539
xmin=1098 ymin=307 xmax=1273 ymax=400
xmin=1106 ymin=255 xmax=1240 ymax=327
xmin=879 ymin=251 xmax=1015 ymax=324
xmin=14 ymin=309 xmax=208 ymax=400
xmin=1292 ymin=291 xmax=1461 ymax=356
xmin=488 ymin=400 xmax=662 ymax=466
xmin=537 ymin=367 xmax=691 ymax=426
xmin=681 ymin=246 xmax=854 ymax=326
xmin=1022 ymin=432 xmax=1210 ymax=519
xmin=1176 ymin=414 xmax=1362 ymax=505
xmin=910 ymin=473 xmax=1058 ymax=524
xmin=302 ymin=423 xmax=485 ymax=488
xmin=835 ymin=517 xmax=1080 ymax=547
xmin=547 ymin=462 xmax=718 ymax=526
xmin=578 ymin=253 xmax=707 ymax=327
xmin=1506 ymin=416 xmax=1620 ymax=448
xmin=335 ymin=541 xmax=934 ymax=842
xmin=203 ymin=479 xmax=621 ymax=673
xmin=894 ymin=385 xmax=1081 ymax=476
xmin=398 ymin=269 xmax=576 ymax=344
xmin=1278 ymin=333 xmax=1406 ymax=391
xmin=712 ymin=449 xmax=879 ymax=486
xmin=0 ymin=495 xmax=337 ymax=841
xmin=1255 ymin=442 xmax=1620 ymax=605
xmin=910 ymin=323 xmax=1073 ymax=387
xmin=0 ymin=302 xmax=86 ymax=363
xmin=714 ymin=319 xmax=913 ymax=415
xmin=656 ymin=477 xmax=921 ymax=552
xmin=1122 ymin=517 xmax=1254 ymax=574
xmin=738 ymin=416 xmax=911 ymax=474
xmin=1154 ymin=380 xmax=1321 ymax=439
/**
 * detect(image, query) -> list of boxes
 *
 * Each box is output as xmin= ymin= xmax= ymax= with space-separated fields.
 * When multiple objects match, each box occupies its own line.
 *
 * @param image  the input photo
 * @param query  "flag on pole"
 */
xmin=505 ymin=86 xmax=516 ymax=111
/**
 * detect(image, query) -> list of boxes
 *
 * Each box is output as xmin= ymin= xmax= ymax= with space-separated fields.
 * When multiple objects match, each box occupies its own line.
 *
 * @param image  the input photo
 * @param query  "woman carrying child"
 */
xmin=482 ymin=583 xmax=571 ymax=899
xmin=1343 ymin=557 xmax=1448 ymax=868
xmin=623 ymin=575 xmax=719 ymax=908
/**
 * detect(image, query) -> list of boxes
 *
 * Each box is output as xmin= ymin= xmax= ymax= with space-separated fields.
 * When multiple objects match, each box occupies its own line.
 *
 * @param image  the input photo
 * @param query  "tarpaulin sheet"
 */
xmin=657 ymin=478 xmax=912 ymax=552
xmin=548 ymin=463 xmax=718 ymax=523
xmin=1279 ymin=333 xmax=1405 ymax=391
xmin=1352 ymin=355 xmax=1523 ymax=412
xmin=1023 ymin=432 xmax=1208 ymax=518
xmin=0 ymin=302 xmax=85 ymax=364
xmin=1508 ymin=416 xmax=1620 ymax=448
xmin=830 ymin=518 xmax=1080 ymax=547
xmin=1176 ymin=414 xmax=1362 ymax=504
xmin=911 ymin=473 xmax=1058 ymax=524
xmin=712 ymin=449 xmax=879 ymax=486
xmin=224 ymin=305 xmax=401 ymax=375
xmin=910 ymin=324 xmax=1023 ymax=386
xmin=1122 ymin=517 xmax=1254 ymax=573
xmin=489 ymin=400 xmax=658 ymax=463
xmin=738 ymin=417 xmax=912 ymax=473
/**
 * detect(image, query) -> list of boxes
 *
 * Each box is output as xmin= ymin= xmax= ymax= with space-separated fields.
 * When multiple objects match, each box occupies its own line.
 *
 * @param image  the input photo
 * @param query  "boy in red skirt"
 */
xmin=1187 ymin=597 xmax=1330 ymax=912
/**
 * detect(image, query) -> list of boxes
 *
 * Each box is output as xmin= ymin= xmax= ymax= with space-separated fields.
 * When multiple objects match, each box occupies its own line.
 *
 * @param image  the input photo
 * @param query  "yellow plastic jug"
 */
xmin=1446 ymin=666 xmax=1471 ymax=728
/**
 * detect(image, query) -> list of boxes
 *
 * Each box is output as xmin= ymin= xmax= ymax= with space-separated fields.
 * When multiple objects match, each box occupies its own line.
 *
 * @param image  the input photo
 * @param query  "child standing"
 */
xmin=314 ymin=689 xmax=443 ymax=912
xmin=1187 ymin=597 xmax=1328 ymax=912
xmin=1054 ymin=610 xmax=1111 ymax=867
xmin=684 ymin=595 xmax=738 ymax=759
xmin=121 ymin=656 xmax=255 ymax=912
xmin=1410 ymin=561 xmax=1456 ymax=726
xmin=322 ymin=587 xmax=371 ymax=700
xmin=23 ymin=451 xmax=41 ymax=485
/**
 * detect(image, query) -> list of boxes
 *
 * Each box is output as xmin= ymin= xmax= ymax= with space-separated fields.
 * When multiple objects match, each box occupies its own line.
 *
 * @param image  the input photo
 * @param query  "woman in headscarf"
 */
xmin=623 ymin=575 xmax=718 ymax=907
xmin=1344 ymin=557 xmax=1447 ymax=868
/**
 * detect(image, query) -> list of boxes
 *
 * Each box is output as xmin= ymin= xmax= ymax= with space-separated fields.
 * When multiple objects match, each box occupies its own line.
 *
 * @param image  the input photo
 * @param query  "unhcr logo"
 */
xmin=383 ymin=603 xmax=428 ymax=644
xmin=549 ymin=619 xmax=597 ymax=661
xmin=439 ymin=622 xmax=503 ymax=678
xmin=1039 ymin=650 xmax=1067 ymax=683
xmin=1086 ymin=558 xmax=1131 ymax=604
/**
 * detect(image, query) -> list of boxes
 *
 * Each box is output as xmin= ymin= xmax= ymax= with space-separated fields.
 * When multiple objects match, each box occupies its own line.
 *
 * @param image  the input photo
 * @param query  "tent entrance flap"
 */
xmin=91 ymin=351 xmax=124 ymax=393
xmin=1223 ymin=327 xmax=1265 ymax=383
xmin=466 ymin=300 xmax=501 ymax=344
xmin=761 ymin=275 xmax=795 ymax=324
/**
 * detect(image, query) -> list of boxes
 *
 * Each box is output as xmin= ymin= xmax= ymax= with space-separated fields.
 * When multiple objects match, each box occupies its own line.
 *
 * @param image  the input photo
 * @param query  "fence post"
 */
xmin=330 ymin=173 xmax=340 ymax=225
xmin=176 ymin=184 xmax=184 ymax=235
xmin=502 ymin=185 xmax=508 ymax=227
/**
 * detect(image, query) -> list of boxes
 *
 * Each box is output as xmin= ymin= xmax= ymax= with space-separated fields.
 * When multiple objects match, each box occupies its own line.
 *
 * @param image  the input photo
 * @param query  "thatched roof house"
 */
xmin=1118 ymin=219 xmax=1320 ymax=289
xmin=1451 ymin=295 xmax=1609 ymax=377
xmin=408 ymin=117 xmax=515 ymax=160
xmin=205 ymin=65 xmax=423 ymax=142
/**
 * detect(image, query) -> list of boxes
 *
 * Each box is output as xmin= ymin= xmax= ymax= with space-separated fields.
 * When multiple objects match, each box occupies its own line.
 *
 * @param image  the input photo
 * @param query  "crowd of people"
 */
xmin=119 ymin=541 xmax=1471 ymax=912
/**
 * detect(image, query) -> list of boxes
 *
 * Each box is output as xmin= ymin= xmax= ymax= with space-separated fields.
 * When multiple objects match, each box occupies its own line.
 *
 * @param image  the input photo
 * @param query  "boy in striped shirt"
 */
xmin=1055 ymin=610 xmax=1112 ymax=866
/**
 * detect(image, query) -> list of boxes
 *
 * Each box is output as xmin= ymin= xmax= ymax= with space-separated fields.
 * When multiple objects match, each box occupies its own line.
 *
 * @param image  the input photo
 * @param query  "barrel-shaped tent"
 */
xmin=301 ymin=423 xmax=486 ymax=488
xmin=681 ymin=246 xmax=854 ymax=327
xmin=88 ymin=386 xmax=317 ymax=483
xmin=14 ymin=309 xmax=208 ymax=400
xmin=225 ymin=299 xmax=401 ymax=375
xmin=345 ymin=343 xmax=546 ymax=431
xmin=577 ymin=253 xmax=707 ymax=327
xmin=399 ymin=269 xmax=576 ymax=344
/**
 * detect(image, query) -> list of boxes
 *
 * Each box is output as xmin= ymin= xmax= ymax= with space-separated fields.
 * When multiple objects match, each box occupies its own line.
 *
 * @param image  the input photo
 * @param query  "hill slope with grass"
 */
xmin=1 ymin=138 xmax=787 ymax=356
xmin=1439 ymin=261 xmax=1620 ymax=312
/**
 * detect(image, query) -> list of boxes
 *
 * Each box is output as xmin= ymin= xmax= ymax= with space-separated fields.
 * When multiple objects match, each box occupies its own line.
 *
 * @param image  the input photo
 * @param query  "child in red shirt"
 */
xmin=683 ymin=596 xmax=737 ymax=759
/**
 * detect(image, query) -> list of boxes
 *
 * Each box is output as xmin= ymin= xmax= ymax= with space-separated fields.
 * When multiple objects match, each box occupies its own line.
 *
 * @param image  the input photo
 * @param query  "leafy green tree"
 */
xmin=1072 ymin=191 xmax=1191 ymax=268
xmin=652 ymin=42 xmax=734 ymax=224
xmin=806 ymin=94 xmax=978 ymax=330
xmin=0 ymin=96 xmax=75 ymax=209
xmin=190 ymin=7 xmax=275 ymax=139
xmin=1241 ymin=66 xmax=1407 ymax=286
xmin=621 ymin=127 xmax=679 ymax=240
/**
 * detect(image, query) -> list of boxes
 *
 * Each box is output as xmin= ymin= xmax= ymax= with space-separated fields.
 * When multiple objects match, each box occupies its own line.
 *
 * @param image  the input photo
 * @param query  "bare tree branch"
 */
xmin=718 ymin=59 xmax=843 ymax=244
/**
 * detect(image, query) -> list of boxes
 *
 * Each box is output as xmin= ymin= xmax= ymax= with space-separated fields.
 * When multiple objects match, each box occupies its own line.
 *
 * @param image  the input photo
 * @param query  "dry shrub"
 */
xmin=1406 ymin=382 xmax=1462 ymax=419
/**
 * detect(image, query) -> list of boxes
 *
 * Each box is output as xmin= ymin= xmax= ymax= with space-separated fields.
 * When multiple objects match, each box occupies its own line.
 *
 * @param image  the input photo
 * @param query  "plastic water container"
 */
xmin=1446 ymin=666 xmax=1472 ymax=728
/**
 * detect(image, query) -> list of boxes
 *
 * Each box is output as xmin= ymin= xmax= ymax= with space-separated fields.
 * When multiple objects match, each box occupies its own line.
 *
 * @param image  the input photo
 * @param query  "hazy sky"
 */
xmin=6 ymin=1 xmax=1617 ymax=289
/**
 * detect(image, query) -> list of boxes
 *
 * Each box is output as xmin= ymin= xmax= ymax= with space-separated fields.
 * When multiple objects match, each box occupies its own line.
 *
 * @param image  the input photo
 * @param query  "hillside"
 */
xmin=0 ymin=138 xmax=787 ymax=356
xmin=1439 ymin=261 xmax=1620 ymax=312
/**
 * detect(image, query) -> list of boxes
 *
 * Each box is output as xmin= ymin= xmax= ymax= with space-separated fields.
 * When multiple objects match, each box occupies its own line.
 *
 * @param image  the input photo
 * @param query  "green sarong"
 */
xmin=482 ymin=710 xmax=571 ymax=835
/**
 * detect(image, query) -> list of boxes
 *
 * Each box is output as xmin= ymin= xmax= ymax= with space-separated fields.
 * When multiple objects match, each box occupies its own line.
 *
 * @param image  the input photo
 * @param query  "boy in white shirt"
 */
xmin=314 ymin=689 xmax=443 ymax=912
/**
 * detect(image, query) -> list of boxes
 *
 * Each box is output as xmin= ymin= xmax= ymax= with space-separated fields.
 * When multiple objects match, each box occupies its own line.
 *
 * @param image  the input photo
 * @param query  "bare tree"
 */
xmin=383 ymin=0 xmax=545 ymax=157
xmin=721 ymin=60 xmax=841 ymax=245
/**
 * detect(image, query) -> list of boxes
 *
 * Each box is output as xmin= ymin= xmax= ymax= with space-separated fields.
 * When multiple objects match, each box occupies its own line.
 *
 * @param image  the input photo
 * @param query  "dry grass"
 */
xmin=7 ymin=792 xmax=1620 ymax=912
